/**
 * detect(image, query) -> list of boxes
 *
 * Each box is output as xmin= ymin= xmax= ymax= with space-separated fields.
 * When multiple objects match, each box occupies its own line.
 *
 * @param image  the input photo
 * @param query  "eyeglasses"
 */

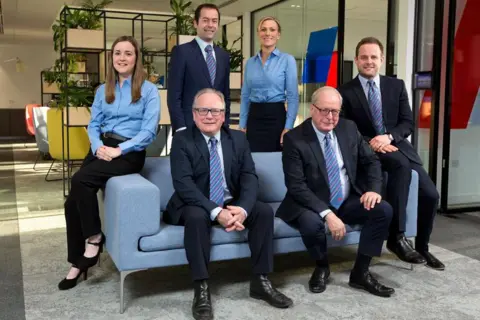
xmin=194 ymin=108 xmax=225 ymax=117
xmin=312 ymin=104 xmax=341 ymax=117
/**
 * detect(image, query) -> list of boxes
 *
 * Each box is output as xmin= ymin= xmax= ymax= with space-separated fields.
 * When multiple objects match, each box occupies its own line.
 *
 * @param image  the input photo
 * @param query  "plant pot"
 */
xmin=43 ymin=81 xmax=61 ymax=94
xmin=65 ymin=29 xmax=104 ymax=52
xmin=63 ymin=107 xmax=91 ymax=126
xmin=230 ymin=72 xmax=241 ymax=89
xmin=168 ymin=34 xmax=196 ymax=52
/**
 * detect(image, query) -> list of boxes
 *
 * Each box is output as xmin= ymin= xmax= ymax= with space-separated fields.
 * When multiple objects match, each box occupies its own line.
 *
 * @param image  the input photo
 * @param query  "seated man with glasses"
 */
xmin=277 ymin=86 xmax=395 ymax=297
xmin=164 ymin=88 xmax=293 ymax=320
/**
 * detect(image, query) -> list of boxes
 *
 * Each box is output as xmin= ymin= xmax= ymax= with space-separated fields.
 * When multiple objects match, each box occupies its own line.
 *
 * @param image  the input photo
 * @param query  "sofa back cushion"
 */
xmin=141 ymin=152 xmax=287 ymax=211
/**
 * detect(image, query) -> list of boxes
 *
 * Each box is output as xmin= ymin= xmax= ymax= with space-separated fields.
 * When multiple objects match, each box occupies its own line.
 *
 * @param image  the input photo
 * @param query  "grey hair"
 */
xmin=192 ymin=88 xmax=226 ymax=109
xmin=311 ymin=86 xmax=343 ymax=106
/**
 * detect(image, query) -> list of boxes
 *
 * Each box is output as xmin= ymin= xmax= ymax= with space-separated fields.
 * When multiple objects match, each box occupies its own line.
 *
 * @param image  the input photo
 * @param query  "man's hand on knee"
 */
xmin=376 ymin=144 xmax=398 ymax=154
xmin=360 ymin=192 xmax=382 ymax=210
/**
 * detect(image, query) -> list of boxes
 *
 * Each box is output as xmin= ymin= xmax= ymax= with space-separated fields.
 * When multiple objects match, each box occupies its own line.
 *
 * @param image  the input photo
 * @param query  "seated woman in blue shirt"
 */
xmin=240 ymin=16 xmax=299 ymax=152
xmin=58 ymin=35 xmax=160 ymax=290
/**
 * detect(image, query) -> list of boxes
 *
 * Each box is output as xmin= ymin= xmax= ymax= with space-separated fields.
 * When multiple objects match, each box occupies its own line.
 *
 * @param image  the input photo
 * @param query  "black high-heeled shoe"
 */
xmin=58 ymin=265 xmax=88 ymax=290
xmin=77 ymin=233 xmax=105 ymax=270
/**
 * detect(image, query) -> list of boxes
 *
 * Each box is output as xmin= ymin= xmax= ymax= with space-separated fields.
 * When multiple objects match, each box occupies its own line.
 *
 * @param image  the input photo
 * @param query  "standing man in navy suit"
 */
xmin=167 ymin=3 xmax=231 ymax=133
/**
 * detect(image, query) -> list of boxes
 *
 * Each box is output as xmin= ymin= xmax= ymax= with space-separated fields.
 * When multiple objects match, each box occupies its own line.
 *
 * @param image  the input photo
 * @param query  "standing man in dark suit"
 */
xmin=338 ymin=37 xmax=444 ymax=270
xmin=277 ymin=86 xmax=395 ymax=297
xmin=167 ymin=3 xmax=230 ymax=133
xmin=165 ymin=89 xmax=293 ymax=320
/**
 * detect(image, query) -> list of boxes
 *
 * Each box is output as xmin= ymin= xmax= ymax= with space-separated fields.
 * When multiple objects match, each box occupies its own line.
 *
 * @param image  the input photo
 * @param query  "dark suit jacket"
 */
xmin=338 ymin=75 xmax=422 ymax=164
xmin=276 ymin=118 xmax=382 ymax=223
xmin=165 ymin=126 xmax=258 ymax=224
xmin=167 ymin=39 xmax=231 ymax=132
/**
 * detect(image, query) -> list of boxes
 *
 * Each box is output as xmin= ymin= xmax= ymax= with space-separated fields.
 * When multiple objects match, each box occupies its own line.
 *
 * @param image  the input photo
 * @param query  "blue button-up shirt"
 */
xmin=240 ymin=48 xmax=299 ymax=129
xmin=87 ymin=78 xmax=160 ymax=155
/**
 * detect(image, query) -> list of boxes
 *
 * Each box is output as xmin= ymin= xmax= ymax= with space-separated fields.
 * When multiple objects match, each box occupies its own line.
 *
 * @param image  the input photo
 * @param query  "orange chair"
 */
xmin=25 ymin=104 xmax=40 ymax=136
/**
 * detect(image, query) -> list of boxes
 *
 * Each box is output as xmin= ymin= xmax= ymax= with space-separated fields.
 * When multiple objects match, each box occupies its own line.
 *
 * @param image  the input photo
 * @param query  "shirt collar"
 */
xmin=358 ymin=73 xmax=380 ymax=89
xmin=195 ymin=36 xmax=214 ymax=52
xmin=201 ymin=130 xmax=221 ymax=145
xmin=255 ymin=47 xmax=281 ymax=60
xmin=311 ymin=120 xmax=333 ymax=142
xmin=117 ymin=75 xmax=132 ymax=88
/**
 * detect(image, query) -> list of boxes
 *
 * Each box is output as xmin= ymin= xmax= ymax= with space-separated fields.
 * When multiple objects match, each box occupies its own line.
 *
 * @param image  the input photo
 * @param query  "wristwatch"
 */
xmin=388 ymin=134 xmax=394 ymax=141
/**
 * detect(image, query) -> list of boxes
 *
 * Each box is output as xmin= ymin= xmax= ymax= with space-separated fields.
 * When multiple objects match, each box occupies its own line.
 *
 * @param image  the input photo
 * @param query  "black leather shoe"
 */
xmin=192 ymin=280 xmax=213 ymax=320
xmin=309 ymin=267 xmax=330 ymax=293
xmin=250 ymin=275 xmax=293 ymax=308
xmin=419 ymin=251 xmax=445 ymax=270
xmin=349 ymin=271 xmax=394 ymax=297
xmin=387 ymin=237 xmax=426 ymax=264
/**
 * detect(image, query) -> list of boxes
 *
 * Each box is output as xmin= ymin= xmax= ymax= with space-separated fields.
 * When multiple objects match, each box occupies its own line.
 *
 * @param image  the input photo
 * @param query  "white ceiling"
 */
xmin=0 ymin=0 xmax=388 ymax=46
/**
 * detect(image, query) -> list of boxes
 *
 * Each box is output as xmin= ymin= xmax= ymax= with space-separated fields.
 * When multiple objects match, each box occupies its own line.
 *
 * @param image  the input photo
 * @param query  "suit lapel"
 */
xmin=191 ymin=40 xmax=213 ymax=86
xmin=352 ymin=77 xmax=373 ymax=123
xmin=220 ymin=129 xmax=232 ymax=188
xmin=193 ymin=127 xmax=210 ymax=166
xmin=333 ymin=124 xmax=354 ymax=179
xmin=379 ymin=75 xmax=388 ymax=122
xmin=303 ymin=120 xmax=328 ymax=180
xmin=213 ymin=46 xmax=223 ymax=88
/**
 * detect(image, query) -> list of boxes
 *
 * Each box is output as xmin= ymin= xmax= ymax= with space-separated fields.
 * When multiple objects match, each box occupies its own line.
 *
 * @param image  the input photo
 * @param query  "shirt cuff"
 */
xmin=319 ymin=209 xmax=331 ymax=219
xmin=210 ymin=207 xmax=222 ymax=221
xmin=239 ymin=207 xmax=248 ymax=218
xmin=176 ymin=127 xmax=187 ymax=132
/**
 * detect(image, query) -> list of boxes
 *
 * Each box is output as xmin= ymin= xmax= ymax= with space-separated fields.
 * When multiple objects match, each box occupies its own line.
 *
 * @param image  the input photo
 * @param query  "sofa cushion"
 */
xmin=141 ymin=157 xmax=174 ymax=211
xmin=139 ymin=202 xmax=364 ymax=252
xmin=252 ymin=152 xmax=287 ymax=203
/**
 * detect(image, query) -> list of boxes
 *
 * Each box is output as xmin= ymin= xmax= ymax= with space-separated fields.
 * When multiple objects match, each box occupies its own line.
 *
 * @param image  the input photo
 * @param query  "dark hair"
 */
xmin=355 ymin=37 xmax=384 ymax=57
xmin=194 ymin=3 xmax=221 ymax=23
xmin=105 ymin=35 xmax=146 ymax=104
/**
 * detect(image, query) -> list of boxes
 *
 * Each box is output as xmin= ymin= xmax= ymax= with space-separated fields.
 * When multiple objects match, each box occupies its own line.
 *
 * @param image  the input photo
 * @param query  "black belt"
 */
xmin=102 ymin=132 xmax=128 ymax=142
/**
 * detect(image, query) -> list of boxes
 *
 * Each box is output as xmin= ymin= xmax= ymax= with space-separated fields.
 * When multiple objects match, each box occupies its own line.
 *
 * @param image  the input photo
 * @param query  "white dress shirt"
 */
xmin=311 ymin=122 xmax=350 ymax=219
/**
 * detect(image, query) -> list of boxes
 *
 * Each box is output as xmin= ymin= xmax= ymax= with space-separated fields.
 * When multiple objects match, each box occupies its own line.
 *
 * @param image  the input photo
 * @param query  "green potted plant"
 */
xmin=52 ymin=0 xmax=112 ymax=52
xmin=216 ymin=34 xmax=244 ymax=89
xmin=167 ymin=0 xmax=196 ymax=52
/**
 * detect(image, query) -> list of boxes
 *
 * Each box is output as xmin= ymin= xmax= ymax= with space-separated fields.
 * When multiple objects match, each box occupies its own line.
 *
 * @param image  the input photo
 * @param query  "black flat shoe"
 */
xmin=349 ymin=271 xmax=394 ymax=298
xmin=309 ymin=267 xmax=330 ymax=293
xmin=387 ymin=237 xmax=426 ymax=264
xmin=77 ymin=233 xmax=105 ymax=270
xmin=192 ymin=280 xmax=213 ymax=320
xmin=250 ymin=275 xmax=293 ymax=308
xmin=58 ymin=266 xmax=88 ymax=290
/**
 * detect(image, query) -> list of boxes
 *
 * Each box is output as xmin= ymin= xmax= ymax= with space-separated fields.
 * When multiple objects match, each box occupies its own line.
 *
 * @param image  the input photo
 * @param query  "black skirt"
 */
xmin=246 ymin=102 xmax=286 ymax=152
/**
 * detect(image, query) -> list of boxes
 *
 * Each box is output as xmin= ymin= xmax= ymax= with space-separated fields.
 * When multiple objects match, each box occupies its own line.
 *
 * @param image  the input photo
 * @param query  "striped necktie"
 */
xmin=209 ymin=137 xmax=224 ymax=206
xmin=205 ymin=45 xmax=216 ymax=86
xmin=324 ymin=133 xmax=344 ymax=209
xmin=367 ymin=80 xmax=385 ymax=134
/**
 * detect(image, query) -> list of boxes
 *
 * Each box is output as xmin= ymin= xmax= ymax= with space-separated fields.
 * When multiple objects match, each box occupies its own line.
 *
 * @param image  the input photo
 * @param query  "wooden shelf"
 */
xmin=63 ymin=29 xmax=105 ymax=52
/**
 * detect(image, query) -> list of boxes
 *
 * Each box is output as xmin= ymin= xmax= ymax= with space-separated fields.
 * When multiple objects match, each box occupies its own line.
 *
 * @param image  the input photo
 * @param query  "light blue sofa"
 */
xmin=101 ymin=152 xmax=419 ymax=313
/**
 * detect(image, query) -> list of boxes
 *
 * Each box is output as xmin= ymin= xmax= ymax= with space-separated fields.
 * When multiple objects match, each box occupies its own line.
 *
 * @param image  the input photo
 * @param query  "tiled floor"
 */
xmin=2 ymin=141 xmax=480 ymax=320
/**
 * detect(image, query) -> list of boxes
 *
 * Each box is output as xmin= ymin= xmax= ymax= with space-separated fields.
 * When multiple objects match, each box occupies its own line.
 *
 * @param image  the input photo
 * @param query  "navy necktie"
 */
xmin=324 ymin=133 xmax=344 ymax=209
xmin=205 ymin=45 xmax=216 ymax=86
xmin=367 ymin=80 xmax=385 ymax=134
xmin=209 ymin=137 xmax=224 ymax=206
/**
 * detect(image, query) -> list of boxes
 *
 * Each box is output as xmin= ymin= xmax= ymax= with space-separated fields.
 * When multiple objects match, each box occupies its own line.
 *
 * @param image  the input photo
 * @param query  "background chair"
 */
xmin=32 ymin=106 xmax=50 ymax=170
xmin=46 ymin=108 xmax=90 ymax=182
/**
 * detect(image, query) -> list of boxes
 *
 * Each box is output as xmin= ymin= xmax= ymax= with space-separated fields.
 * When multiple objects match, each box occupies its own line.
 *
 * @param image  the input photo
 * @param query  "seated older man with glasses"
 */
xmin=164 ymin=88 xmax=293 ymax=320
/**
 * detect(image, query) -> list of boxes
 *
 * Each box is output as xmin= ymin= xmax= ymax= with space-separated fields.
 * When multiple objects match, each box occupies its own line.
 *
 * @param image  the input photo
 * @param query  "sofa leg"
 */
xmin=119 ymin=269 xmax=144 ymax=314
xmin=409 ymin=263 xmax=414 ymax=271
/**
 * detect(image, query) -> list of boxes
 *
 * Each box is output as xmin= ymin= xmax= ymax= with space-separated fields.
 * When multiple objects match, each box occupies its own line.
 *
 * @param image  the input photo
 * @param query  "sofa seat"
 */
xmin=139 ymin=202 xmax=363 ymax=252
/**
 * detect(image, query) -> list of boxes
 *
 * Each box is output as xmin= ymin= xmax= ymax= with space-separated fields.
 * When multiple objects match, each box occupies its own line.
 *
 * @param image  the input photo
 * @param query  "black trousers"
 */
xmin=64 ymin=137 xmax=146 ymax=265
xmin=175 ymin=201 xmax=274 ymax=281
xmin=289 ymin=195 xmax=393 ymax=260
xmin=377 ymin=151 xmax=439 ymax=252
xmin=246 ymin=102 xmax=286 ymax=152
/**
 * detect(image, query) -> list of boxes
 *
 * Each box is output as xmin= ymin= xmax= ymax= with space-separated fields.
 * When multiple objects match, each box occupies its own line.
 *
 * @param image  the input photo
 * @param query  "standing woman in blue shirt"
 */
xmin=240 ymin=16 xmax=299 ymax=152
xmin=58 ymin=35 xmax=160 ymax=290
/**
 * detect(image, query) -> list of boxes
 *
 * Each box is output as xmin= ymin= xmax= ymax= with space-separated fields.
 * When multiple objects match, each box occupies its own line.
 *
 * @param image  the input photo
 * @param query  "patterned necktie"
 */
xmin=209 ymin=137 xmax=224 ymax=206
xmin=367 ymin=80 xmax=385 ymax=135
xmin=324 ymin=133 xmax=344 ymax=209
xmin=205 ymin=45 xmax=216 ymax=86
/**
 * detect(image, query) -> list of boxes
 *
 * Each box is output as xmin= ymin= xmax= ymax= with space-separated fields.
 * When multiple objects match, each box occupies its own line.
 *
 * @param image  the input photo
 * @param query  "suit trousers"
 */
xmin=176 ymin=201 xmax=274 ymax=281
xmin=290 ymin=195 xmax=393 ymax=260
xmin=64 ymin=137 xmax=146 ymax=265
xmin=377 ymin=151 xmax=439 ymax=252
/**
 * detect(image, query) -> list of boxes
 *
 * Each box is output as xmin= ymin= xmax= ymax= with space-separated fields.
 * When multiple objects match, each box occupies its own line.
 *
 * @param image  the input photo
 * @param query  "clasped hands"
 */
xmin=216 ymin=205 xmax=247 ymax=232
xmin=326 ymin=191 xmax=382 ymax=241
xmin=96 ymin=146 xmax=122 ymax=161
xmin=369 ymin=134 xmax=398 ymax=153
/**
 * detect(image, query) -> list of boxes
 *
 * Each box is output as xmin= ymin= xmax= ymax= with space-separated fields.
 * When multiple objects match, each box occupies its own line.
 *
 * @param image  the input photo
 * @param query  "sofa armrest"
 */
xmin=103 ymin=173 xmax=161 ymax=270
xmin=404 ymin=170 xmax=419 ymax=238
